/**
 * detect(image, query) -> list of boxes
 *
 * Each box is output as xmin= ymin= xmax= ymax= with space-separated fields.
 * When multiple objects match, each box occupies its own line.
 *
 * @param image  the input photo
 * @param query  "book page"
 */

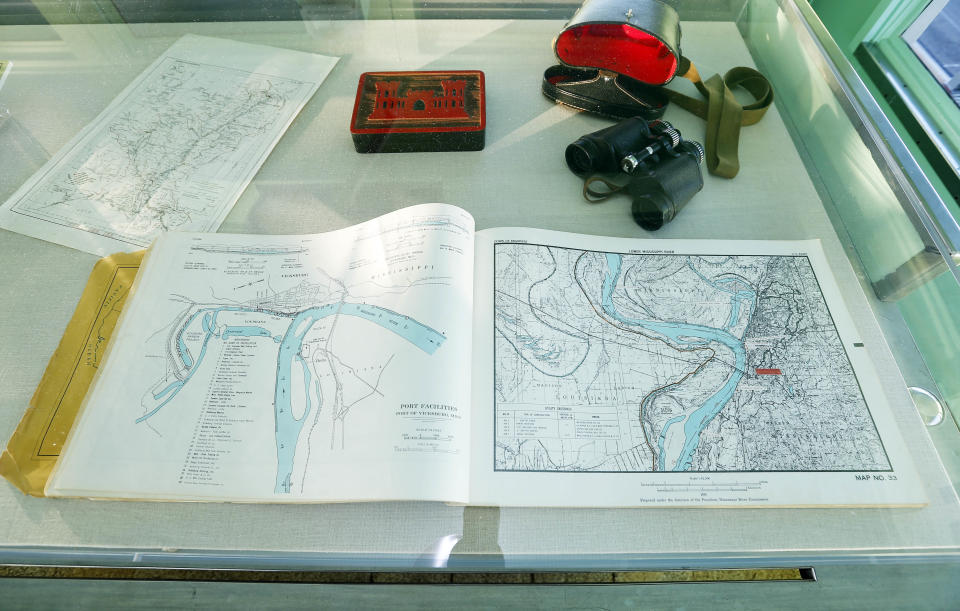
xmin=0 ymin=35 xmax=338 ymax=256
xmin=48 ymin=204 xmax=475 ymax=502
xmin=468 ymin=228 xmax=925 ymax=507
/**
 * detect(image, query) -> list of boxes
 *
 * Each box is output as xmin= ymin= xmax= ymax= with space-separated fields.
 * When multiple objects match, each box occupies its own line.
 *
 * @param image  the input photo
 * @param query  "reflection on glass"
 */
xmin=903 ymin=0 xmax=960 ymax=108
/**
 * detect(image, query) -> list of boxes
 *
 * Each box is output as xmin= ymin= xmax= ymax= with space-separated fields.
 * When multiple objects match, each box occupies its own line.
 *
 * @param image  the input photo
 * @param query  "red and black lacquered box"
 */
xmin=350 ymin=70 xmax=486 ymax=153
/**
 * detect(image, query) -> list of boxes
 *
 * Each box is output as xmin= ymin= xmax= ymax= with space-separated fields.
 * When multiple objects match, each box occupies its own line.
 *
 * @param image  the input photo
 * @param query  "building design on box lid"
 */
xmin=369 ymin=79 xmax=468 ymax=120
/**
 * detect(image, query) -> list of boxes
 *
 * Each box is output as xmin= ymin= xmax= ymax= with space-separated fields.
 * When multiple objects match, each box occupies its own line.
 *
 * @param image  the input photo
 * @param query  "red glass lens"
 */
xmin=556 ymin=24 xmax=677 ymax=85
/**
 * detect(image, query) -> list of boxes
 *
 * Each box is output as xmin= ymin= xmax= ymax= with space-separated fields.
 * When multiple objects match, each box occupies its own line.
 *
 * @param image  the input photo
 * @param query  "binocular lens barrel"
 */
xmin=631 ymin=142 xmax=704 ymax=230
xmin=632 ymin=195 xmax=672 ymax=231
xmin=565 ymin=141 xmax=601 ymax=176
xmin=564 ymin=117 xmax=653 ymax=176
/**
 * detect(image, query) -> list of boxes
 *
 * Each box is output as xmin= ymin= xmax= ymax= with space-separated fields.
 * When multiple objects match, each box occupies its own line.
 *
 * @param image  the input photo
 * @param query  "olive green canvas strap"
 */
xmin=665 ymin=58 xmax=774 ymax=178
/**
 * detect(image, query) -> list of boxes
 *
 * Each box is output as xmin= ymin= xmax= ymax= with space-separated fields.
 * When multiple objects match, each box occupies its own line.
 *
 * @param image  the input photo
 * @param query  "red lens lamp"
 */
xmin=543 ymin=0 xmax=684 ymax=119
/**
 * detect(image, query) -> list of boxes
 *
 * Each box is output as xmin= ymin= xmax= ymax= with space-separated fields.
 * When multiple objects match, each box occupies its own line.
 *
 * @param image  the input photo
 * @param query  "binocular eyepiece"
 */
xmin=565 ymin=117 xmax=704 ymax=230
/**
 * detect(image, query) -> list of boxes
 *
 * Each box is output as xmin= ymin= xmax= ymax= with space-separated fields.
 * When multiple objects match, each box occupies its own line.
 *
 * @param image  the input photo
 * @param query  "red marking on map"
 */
xmin=755 ymin=368 xmax=782 ymax=375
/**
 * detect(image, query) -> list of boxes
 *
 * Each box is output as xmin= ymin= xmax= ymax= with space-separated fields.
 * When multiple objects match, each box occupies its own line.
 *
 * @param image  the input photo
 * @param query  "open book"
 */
xmin=47 ymin=204 xmax=924 ymax=506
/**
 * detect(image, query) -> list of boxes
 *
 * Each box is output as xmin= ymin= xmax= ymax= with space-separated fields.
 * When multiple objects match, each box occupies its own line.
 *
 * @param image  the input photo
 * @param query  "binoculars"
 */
xmin=566 ymin=117 xmax=704 ymax=230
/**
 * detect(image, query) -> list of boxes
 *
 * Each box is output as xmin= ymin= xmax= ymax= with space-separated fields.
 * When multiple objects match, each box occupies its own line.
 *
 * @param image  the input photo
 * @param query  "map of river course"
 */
xmin=493 ymin=243 xmax=890 ymax=473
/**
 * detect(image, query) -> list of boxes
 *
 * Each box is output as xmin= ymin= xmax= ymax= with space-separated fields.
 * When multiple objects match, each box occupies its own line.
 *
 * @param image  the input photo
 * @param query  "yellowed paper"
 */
xmin=0 ymin=251 xmax=143 ymax=496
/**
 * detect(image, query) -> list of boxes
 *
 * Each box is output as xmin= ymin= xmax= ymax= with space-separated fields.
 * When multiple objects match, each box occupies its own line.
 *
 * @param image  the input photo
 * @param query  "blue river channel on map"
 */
xmin=600 ymin=253 xmax=757 ymax=471
xmin=138 ymin=302 xmax=446 ymax=493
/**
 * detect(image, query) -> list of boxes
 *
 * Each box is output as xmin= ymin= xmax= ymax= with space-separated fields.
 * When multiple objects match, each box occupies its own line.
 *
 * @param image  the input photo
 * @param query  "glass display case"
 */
xmin=1 ymin=0 xmax=959 ymax=605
